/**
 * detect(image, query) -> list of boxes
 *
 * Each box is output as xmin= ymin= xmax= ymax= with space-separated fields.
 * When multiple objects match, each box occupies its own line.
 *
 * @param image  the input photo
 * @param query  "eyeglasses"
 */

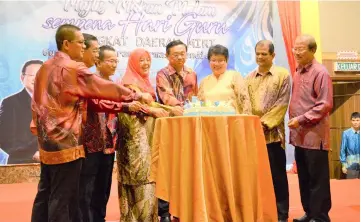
xmin=292 ymin=48 xmax=307 ymax=54
xmin=103 ymin=59 xmax=119 ymax=64
xmin=210 ymin=60 xmax=226 ymax=64
xmin=70 ymin=40 xmax=85 ymax=45
xmin=170 ymin=53 xmax=186 ymax=59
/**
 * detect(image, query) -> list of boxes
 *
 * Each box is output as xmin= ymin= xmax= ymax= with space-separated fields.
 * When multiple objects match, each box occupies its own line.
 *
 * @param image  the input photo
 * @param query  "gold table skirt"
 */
xmin=150 ymin=115 xmax=277 ymax=222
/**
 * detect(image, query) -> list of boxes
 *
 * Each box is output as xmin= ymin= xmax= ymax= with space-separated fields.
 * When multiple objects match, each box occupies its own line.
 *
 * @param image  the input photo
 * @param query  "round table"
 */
xmin=150 ymin=115 xmax=277 ymax=222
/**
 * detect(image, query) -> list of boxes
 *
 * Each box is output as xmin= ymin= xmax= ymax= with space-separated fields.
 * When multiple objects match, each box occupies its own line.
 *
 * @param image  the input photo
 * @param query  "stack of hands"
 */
xmin=129 ymin=92 xmax=184 ymax=118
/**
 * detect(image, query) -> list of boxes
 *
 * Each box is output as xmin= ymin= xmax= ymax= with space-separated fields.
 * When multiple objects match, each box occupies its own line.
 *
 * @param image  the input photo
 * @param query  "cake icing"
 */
xmin=183 ymin=97 xmax=236 ymax=116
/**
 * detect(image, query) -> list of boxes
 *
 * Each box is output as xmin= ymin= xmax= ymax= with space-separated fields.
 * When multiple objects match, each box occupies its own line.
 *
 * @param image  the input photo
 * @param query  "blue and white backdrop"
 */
xmin=0 ymin=0 xmax=294 ymax=166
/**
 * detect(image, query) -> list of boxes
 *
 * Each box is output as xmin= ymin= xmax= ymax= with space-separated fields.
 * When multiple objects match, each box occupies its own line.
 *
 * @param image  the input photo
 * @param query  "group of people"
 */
xmin=28 ymin=23 xmax=338 ymax=222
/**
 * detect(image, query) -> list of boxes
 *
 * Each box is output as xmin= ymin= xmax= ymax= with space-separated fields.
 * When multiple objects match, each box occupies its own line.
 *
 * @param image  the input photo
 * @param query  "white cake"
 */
xmin=183 ymin=98 xmax=236 ymax=116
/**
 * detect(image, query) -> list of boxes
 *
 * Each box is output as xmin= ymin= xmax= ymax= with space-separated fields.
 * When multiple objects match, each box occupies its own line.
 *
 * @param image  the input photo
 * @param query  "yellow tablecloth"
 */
xmin=150 ymin=115 xmax=277 ymax=222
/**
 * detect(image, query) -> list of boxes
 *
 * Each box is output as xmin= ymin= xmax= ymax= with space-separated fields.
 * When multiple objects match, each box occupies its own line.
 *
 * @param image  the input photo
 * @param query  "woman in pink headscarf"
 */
xmin=120 ymin=49 xmax=156 ymax=100
xmin=116 ymin=48 xmax=169 ymax=222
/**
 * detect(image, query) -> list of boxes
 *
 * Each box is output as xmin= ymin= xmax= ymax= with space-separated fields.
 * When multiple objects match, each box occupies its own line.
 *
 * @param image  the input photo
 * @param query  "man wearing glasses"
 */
xmin=156 ymin=40 xmax=198 ymax=117
xmin=289 ymin=35 xmax=333 ymax=222
xmin=30 ymin=24 xmax=150 ymax=222
xmin=0 ymin=59 xmax=43 ymax=164
xmin=156 ymin=40 xmax=198 ymax=222
xmin=80 ymin=38 xmax=144 ymax=221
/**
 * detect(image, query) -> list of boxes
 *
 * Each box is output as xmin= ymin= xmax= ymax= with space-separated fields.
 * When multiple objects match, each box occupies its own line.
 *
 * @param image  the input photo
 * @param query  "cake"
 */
xmin=183 ymin=97 xmax=236 ymax=116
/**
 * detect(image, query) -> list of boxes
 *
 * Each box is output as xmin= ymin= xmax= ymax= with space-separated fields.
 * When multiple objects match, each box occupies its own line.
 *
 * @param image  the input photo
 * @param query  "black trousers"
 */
xmin=267 ymin=142 xmax=289 ymax=220
xmin=79 ymin=151 xmax=115 ymax=222
xmin=346 ymin=169 xmax=360 ymax=179
xmin=158 ymin=199 xmax=170 ymax=217
xmin=295 ymin=146 xmax=332 ymax=222
xmin=31 ymin=158 xmax=83 ymax=222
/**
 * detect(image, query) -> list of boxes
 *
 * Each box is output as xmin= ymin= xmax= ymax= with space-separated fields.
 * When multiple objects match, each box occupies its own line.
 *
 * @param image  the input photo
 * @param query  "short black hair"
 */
xmin=255 ymin=40 xmax=275 ymax=54
xmin=98 ymin=45 xmax=116 ymax=61
xmin=21 ymin=60 xmax=43 ymax=76
xmin=166 ymin=40 xmax=187 ymax=55
xmin=207 ymin=44 xmax=229 ymax=61
xmin=83 ymin=33 xmax=98 ymax=50
xmin=351 ymin=112 xmax=360 ymax=119
xmin=55 ymin=24 xmax=81 ymax=50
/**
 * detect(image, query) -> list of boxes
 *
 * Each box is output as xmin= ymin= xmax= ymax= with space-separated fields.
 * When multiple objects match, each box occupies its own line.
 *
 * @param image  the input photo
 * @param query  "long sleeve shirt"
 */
xmin=83 ymin=100 xmax=127 ymax=155
xmin=156 ymin=65 xmax=198 ymax=106
xmin=83 ymin=74 xmax=133 ymax=155
xmin=289 ymin=59 xmax=333 ymax=150
xmin=31 ymin=51 xmax=138 ymax=165
xmin=198 ymin=70 xmax=251 ymax=114
xmin=246 ymin=66 xmax=291 ymax=147
xmin=340 ymin=128 xmax=360 ymax=170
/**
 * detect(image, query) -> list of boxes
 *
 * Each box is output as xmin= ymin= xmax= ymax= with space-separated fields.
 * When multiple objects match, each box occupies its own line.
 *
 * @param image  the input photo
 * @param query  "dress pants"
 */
xmin=79 ymin=151 xmax=115 ymax=222
xmin=158 ymin=199 xmax=170 ymax=217
xmin=346 ymin=169 xmax=360 ymax=179
xmin=295 ymin=146 xmax=332 ymax=222
xmin=267 ymin=142 xmax=289 ymax=220
xmin=31 ymin=158 xmax=83 ymax=222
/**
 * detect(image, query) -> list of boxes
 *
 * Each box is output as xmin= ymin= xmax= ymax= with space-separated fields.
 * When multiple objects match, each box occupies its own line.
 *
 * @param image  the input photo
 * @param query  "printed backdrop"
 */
xmin=0 ymin=0 xmax=294 ymax=165
xmin=0 ymin=0 xmax=276 ymax=96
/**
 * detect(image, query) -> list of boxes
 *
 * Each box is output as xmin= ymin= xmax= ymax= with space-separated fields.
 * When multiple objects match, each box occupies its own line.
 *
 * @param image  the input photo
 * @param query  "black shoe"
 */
xmin=278 ymin=220 xmax=288 ymax=222
xmin=160 ymin=216 xmax=171 ymax=222
xmin=309 ymin=219 xmax=328 ymax=222
xmin=293 ymin=214 xmax=311 ymax=222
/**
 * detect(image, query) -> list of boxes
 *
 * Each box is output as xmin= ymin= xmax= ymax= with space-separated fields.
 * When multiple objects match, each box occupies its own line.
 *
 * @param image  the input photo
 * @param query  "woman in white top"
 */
xmin=198 ymin=44 xmax=251 ymax=114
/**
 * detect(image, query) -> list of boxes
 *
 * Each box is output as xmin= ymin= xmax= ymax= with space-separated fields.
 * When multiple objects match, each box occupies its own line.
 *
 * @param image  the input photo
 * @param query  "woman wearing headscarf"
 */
xmin=116 ymin=48 xmax=170 ymax=222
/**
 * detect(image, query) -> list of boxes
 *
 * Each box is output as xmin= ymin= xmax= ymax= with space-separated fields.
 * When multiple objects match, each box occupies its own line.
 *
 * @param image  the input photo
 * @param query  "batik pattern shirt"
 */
xmin=31 ymin=51 xmax=137 ymax=164
xmin=246 ymin=66 xmax=291 ymax=147
xmin=156 ymin=65 xmax=198 ymax=106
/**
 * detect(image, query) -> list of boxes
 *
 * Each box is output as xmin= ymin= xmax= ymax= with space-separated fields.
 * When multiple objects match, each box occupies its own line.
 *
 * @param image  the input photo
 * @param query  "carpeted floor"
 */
xmin=0 ymin=174 xmax=359 ymax=222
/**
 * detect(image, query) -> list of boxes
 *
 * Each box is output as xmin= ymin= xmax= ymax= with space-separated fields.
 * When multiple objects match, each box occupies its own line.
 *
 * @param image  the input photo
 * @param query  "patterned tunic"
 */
xmin=116 ymin=113 xmax=157 ymax=222
xmin=246 ymin=65 xmax=291 ymax=147
xmin=117 ymin=114 xmax=156 ymax=185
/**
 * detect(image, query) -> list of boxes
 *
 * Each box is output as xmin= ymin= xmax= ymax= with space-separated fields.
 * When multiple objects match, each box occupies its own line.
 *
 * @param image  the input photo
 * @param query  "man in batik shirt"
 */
xmin=246 ymin=40 xmax=291 ymax=222
xmin=30 ymin=25 xmax=149 ymax=222
xmin=79 ymin=35 xmax=143 ymax=222
xmin=156 ymin=40 xmax=198 ymax=222
xmin=156 ymin=40 xmax=198 ymax=117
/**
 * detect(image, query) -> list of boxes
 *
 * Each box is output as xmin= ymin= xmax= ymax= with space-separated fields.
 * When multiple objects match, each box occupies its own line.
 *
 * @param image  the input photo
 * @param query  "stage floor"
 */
xmin=0 ymin=174 xmax=359 ymax=222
